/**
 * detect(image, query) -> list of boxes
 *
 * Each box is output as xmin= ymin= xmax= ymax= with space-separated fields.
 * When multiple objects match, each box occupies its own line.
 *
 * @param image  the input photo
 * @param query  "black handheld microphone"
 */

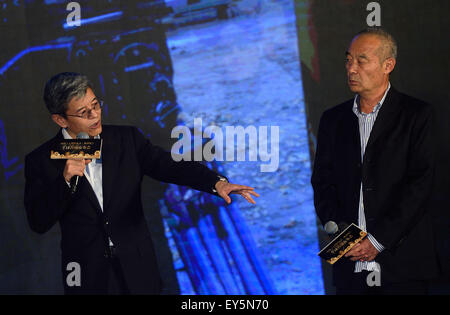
xmin=69 ymin=132 xmax=90 ymax=194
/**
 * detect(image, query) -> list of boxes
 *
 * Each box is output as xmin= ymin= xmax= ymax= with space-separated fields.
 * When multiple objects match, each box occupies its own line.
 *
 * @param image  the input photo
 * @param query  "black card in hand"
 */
xmin=318 ymin=223 xmax=367 ymax=265
xmin=51 ymin=139 xmax=102 ymax=159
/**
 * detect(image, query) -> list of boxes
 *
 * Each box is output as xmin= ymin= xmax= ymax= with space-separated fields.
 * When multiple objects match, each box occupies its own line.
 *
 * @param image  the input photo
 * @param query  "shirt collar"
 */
xmin=353 ymin=82 xmax=391 ymax=116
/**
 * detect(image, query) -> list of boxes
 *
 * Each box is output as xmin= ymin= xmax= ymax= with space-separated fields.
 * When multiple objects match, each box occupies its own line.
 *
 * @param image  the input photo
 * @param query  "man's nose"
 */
xmin=346 ymin=60 xmax=358 ymax=74
xmin=88 ymin=108 xmax=99 ymax=118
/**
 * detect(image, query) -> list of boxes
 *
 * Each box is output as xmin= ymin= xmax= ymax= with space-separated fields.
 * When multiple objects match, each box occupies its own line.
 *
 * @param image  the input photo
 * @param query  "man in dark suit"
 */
xmin=311 ymin=28 xmax=437 ymax=294
xmin=24 ymin=72 xmax=259 ymax=294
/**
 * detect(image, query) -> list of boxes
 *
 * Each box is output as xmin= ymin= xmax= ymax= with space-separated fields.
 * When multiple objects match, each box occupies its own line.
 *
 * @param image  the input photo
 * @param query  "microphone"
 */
xmin=324 ymin=221 xmax=338 ymax=235
xmin=324 ymin=221 xmax=349 ymax=236
xmin=69 ymin=132 xmax=90 ymax=194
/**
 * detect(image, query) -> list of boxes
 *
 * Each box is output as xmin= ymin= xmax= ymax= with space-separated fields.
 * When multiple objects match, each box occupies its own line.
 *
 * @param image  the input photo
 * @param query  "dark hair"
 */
xmin=356 ymin=27 xmax=397 ymax=60
xmin=43 ymin=72 xmax=94 ymax=116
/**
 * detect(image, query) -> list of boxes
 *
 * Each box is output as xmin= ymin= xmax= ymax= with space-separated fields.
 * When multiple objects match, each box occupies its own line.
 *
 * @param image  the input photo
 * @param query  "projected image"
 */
xmin=0 ymin=0 xmax=323 ymax=294
xmin=164 ymin=0 xmax=323 ymax=294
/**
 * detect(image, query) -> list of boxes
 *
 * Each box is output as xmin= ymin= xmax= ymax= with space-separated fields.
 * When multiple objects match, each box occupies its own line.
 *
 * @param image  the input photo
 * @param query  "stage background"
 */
xmin=0 ymin=0 xmax=448 ymax=295
xmin=0 ymin=0 xmax=323 ymax=294
xmin=295 ymin=0 xmax=450 ymax=294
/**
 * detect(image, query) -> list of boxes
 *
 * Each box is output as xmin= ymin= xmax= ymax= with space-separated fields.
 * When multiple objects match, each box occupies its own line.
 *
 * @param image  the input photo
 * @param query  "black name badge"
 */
xmin=51 ymin=139 xmax=102 ymax=159
xmin=318 ymin=223 xmax=367 ymax=265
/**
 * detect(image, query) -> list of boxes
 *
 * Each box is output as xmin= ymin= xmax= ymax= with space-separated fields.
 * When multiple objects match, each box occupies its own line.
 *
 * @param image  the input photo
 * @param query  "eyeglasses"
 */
xmin=63 ymin=100 xmax=103 ymax=119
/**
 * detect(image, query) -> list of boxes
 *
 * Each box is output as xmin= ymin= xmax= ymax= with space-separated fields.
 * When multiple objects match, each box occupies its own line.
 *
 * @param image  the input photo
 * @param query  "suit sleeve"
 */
xmin=24 ymin=154 xmax=73 ymax=234
xmin=311 ymin=111 xmax=340 ymax=225
xmin=131 ymin=126 xmax=221 ymax=195
xmin=371 ymin=104 xmax=435 ymax=250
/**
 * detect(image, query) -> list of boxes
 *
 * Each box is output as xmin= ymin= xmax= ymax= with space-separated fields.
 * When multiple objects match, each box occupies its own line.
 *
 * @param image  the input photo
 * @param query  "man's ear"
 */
xmin=51 ymin=114 xmax=68 ymax=128
xmin=383 ymin=57 xmax=396 ymax=74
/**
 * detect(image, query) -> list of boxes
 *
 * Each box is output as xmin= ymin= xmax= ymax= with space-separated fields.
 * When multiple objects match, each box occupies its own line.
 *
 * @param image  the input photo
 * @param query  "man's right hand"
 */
xmin=63 ymin=159 xmax=91 ymax=182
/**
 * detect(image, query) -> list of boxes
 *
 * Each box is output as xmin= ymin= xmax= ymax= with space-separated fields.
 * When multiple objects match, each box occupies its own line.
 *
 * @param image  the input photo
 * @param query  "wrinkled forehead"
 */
xmin=347 ymin=34 xmax=383 ymax=57
xmin=67 ymin=88 xmax=97 ymax=110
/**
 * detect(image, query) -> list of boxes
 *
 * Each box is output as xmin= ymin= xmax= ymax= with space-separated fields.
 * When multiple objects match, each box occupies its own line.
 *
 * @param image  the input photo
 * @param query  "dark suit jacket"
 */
xmin=24 ymin=125 xmax=221 ymax=294
xmin=311 ymin=87 xmax=438 ymax=285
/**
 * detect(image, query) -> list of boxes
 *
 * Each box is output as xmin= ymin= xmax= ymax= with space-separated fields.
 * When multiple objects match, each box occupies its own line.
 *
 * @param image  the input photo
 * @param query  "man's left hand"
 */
xmin=215 ymin=181 xmax=260 ymax=205
xmin=345 ymin=238 xmax=379 ymax=262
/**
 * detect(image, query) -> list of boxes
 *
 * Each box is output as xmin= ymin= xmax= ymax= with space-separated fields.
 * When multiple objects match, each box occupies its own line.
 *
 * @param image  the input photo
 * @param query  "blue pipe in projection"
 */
xmin=172 ymin=225 xmax=226 ymax=294
xmin=165 ymin=189 xmax=227 ymax=294
xmin=0 ymin=43 xmax=72 ymax=76
xmin=197 ymin=214 xmax=243 ymax=294
xmin=218 ymin=206 xmax=267 ymax=294
xmin=226 ymin=205 xmax=277 ymax=294
xmin=185 ymin=227 xmax=226 ymax=294
xmin=124 ymin=61 xmax=155 ymax=72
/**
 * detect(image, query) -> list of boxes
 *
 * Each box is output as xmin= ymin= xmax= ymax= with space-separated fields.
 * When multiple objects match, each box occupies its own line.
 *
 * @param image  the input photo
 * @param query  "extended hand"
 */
xmin=344 ymin=238 xmax=379 ymax=262
xmin=215 ymin=181 xmax=260 ymax=205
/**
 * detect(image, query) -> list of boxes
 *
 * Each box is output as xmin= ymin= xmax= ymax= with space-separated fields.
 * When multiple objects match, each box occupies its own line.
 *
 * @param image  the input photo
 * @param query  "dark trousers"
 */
xmin=107 ymin=256 xmax=130 ymax=295
xmin=335 ymin=270 xmax=428 ymax=295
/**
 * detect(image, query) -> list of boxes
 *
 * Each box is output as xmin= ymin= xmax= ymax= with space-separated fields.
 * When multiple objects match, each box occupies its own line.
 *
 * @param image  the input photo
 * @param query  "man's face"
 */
xmin=345 ymin=34 xmax=391 ymax=96
xmin=55 ymin=88 xmax=102 ymax=138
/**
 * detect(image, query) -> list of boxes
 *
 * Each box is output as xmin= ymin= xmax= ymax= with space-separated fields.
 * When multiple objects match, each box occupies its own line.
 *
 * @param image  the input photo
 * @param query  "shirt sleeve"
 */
xmin=367 ymin=233 xmax=385 ymax=253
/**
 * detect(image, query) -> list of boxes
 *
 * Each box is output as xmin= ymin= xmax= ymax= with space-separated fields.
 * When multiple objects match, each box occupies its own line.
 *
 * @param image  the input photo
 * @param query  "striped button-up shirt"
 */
xmin=352 ymin=83 xmax=390 ymax=273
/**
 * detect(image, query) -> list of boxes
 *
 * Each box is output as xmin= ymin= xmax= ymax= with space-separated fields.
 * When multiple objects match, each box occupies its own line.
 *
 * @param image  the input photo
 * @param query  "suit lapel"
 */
xmin=49 ymin=130 xmax=68 ymax=175
xmin=78 ymin=176 xmax=103 ymax=214
xmin=350 ymin=106 xmax=362 ymax=162
xmin=343 ymin=101 xmax=362 ymax=163
xmin=100 ymin=126 xmax=120 ymax=212
xmin=364 ymin=87 xmax=402 ymax=157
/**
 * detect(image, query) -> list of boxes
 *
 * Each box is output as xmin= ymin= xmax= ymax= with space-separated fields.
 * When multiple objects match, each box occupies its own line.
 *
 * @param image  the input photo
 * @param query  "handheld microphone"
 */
xmin=324 ymin=221 xmax=338 ymax=235
xmin=324 ymin=221 xmax=349 ymax=236
xmin=69 ymin=132 xmax=90 ymax=194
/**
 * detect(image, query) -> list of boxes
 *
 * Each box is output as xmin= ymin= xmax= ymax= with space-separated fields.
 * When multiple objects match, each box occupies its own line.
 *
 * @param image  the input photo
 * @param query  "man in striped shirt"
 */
xmin=312 ymin=28 xmax=437 ymax=294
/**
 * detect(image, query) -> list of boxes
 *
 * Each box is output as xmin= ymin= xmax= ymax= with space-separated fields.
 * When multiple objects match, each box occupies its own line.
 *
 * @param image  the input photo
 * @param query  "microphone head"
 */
xmin=76 ymin=132 xmax=90 ymax=139
xmin=324 ymin=221 xmax=338 ymax=235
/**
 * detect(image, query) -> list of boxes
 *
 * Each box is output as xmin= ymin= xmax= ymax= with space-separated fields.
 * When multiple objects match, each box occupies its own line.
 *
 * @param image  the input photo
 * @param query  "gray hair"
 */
xmin=43 ymin=72 xmax=94 ymax=116
xmin=356 ymin=27 xmax=397 ymax=60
